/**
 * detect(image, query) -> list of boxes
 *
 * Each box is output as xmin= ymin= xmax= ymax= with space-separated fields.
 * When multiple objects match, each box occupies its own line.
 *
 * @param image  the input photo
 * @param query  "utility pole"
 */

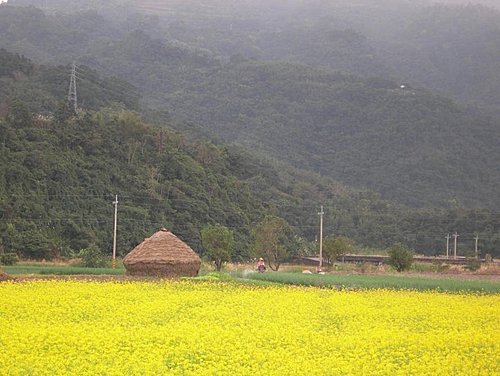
xmin=474 ymin=234 xmax=479 ymax=260
xmin=453 ymin=232 xmax=459 ymax=259
xmin=112 ymin=195 xmax=118 ymax=269
xmin=67 ymin=62 xmax=78 ymax=113
xmin=445 ymin=233 xmax=450 ymax=258
xmin=318 ymin=205 xmax=324 ymax=272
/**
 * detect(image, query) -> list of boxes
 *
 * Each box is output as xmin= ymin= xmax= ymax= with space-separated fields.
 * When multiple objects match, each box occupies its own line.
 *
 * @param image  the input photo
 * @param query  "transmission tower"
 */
xmin=67 ymin=62 xmax=78 ymax=113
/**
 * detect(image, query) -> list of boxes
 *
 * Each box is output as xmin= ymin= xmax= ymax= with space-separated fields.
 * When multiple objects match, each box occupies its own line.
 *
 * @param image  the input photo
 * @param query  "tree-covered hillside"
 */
xmin=5 ymin=0 xmax=500 ymax=107
xmin=160 ymin=59 xmax=500 ymax=209
xmin=0 ymin=104 xmax=265 ymax=259
xmin=0 ymin=49 xmax=263 ymax=259
xmin=2 ymin=101 xmax=498 ymax=259
xmin=382 ymin=4 xmax=500 ymax=108
xmin=0 ymin=49 xmax=140 ymax=116
xmin=0 ymin=49 xmax=498 ymax=259
xmin=1 ymin=4 xmax=499 ymax=257
xmin=1 ymin=5 xmax=498 ymax=208
xmin=125 ymin=0 xmax=500 ymax=109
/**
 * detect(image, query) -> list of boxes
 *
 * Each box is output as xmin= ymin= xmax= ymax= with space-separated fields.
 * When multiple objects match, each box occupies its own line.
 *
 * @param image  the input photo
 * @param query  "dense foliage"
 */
xmin=251 ymin=215 xmax=293 ymax=271
xmin=388 ymin=243 xmax=414 ymax=272
xmin=134 ymin=0 xmax=500 ymax=109
xmin=200 ymin=224 xmax=233 ymax=271
xmin=0 ymin=3 xmax=499 ymax=258
xmin=160 ymin=59 xmax=500 ymax=208
xmin=77 ymin=244 xmax=109 ymax=268
xmin=1 ymin=3 xmax=498 ymax=208
xmin=0 ymin=49 xmax=140 ymax=117
xmin=40 ymin=0 xmax=496 ymax=110
xmin=0 ymin=102 xmax=266 ymax=259
xmin=322 ymin=236 xmax=353 ymax=266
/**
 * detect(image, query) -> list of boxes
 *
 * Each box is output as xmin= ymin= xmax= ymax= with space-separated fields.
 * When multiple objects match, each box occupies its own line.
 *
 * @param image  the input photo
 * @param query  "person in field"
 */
xmin=257 ymin=257 xmax=266 ymax=273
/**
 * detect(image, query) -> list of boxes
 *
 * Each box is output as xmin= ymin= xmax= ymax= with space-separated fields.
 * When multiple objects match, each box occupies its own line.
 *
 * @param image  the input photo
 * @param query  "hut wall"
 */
xmin=125 ymin=262 xmax=200 ymax=278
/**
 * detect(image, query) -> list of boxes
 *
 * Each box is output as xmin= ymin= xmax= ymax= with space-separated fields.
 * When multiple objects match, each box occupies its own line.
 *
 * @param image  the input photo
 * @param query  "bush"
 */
xmin=465 ymin=258 xmax=481 ymax=272
xmin=78 ymin=244 xmax=109 ymax=268
xmin=0 ymin=252 xmax=19 ymax=266
xmin=387 ymin=243 xmax=414 ymax=272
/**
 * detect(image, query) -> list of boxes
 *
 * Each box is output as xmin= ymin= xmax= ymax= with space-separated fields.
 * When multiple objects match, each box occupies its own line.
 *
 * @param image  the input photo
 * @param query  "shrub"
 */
xmin=0 ymin=252 xmax=19 ymax=266
xmin=465 ymin=258 xmax=481 ymax=272
xmin=387 ymin=243 xmax=414 ymax=272
xmin=78 ymin=244 xmax=109 ymax=268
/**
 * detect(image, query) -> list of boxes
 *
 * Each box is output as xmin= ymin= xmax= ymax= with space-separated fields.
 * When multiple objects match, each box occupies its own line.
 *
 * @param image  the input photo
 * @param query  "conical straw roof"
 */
xmin=123 ymin=228 xmax=201 ymax=277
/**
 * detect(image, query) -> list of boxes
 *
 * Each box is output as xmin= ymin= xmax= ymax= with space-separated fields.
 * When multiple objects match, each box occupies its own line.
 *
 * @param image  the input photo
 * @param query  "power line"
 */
xmin=73 ymin=65 xmax=141 ymax=96
xmin=55 ymin=65 xmax=141 ymax=104
xmin=74 ymin=71 xmax=140 ymax=97
xmin=2 ymin=194 xmax=500 ymax=219
xmin=0 ymin=216 xmax=495 ymax=235
xmin=74 ymin=74 xmax=141 ymax=102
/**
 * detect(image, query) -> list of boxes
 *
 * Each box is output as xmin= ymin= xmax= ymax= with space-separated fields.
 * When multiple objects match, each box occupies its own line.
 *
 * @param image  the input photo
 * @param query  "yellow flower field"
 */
xmin=0 ymin=280 xmax=498 ymax=375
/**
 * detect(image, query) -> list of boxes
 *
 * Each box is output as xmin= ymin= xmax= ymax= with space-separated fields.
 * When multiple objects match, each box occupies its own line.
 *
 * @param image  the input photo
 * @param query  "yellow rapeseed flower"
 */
xmin=0 ymin=280 xmax=498 ymax=375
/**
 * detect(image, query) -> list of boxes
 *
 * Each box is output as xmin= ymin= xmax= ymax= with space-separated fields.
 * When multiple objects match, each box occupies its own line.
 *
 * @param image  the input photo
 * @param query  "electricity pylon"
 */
xmin=67 ymin=62 xmax=78 ymax=113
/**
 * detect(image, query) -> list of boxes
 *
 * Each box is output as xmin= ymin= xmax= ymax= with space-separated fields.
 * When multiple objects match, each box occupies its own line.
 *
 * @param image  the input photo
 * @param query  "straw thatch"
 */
xmin=123 ymin=228 xmax=201 ymax=277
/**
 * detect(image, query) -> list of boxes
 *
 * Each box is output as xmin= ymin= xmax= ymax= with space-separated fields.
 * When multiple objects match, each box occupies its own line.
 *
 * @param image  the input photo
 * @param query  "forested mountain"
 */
xmin=0 ymin=49 xmax=140 ymax=115
xmin=5 ymin=0 xmax=500 ymax=108
xmin=382 ymin=4 xmax=500 ymax=109
xmin=1 ymin=50 xmax=498 ymax=258
xmin=1 ymin=2 xmax=499 ymax=257
xmin=0 ymin=49 xmax=263 ymax=259
xmin=128 ymin=0 xmax=500 ymax=109
xmin=1 ymin=4 xmax=499 ymax=209
xmin=158 ymin=59 xmax=500 ymax=209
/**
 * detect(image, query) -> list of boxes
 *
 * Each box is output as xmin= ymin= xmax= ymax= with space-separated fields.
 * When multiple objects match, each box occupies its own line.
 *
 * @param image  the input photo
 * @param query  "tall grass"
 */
xmin=246 ymin=272 xmax=500 ymax=293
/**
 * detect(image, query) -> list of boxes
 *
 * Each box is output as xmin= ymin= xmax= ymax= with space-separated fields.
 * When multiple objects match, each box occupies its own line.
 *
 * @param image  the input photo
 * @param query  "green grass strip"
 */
xmin=3 ymin=265 xmax=125 ymax=276
xmin=245 ymin=272 xmax=500 ymax=293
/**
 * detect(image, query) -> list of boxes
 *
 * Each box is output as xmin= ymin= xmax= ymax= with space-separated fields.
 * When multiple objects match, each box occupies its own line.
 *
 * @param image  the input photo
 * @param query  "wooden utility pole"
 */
xmin=474 ymin=234 xmax=479 ymax=260
xmin=453 ymin=232 xmax=459 ymax=259
xmin=318 ymin=205 xmax=324 ymax=272
xmin=112 ymin=195 xmax=118 ymax=269
xmin=445 ymin=233 xmax=450 ymax=258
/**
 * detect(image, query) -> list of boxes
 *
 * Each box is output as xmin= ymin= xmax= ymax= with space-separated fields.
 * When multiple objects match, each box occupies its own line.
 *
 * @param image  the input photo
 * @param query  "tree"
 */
xmin=54 ymin=101 xmax=74 ymax=123
xmin=201 ymin=225 xmax=234 ymax=271
xmin=387 ymin=243 xmax=414 ymax=272
xmin=252 ymin=215 xmax=291 ymax=271
xmin=323 ymin=235 xmax=353 ymax=265
xmin=7 ymin=98 xmax=32 ymax=128
xmin=78 ymin=244 xmax=109 ymax=268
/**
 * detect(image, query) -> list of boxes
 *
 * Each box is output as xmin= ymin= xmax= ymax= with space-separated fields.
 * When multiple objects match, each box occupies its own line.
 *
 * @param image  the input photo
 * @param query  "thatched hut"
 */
xmin=123 ymin=228 xmax=201 ymax=277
